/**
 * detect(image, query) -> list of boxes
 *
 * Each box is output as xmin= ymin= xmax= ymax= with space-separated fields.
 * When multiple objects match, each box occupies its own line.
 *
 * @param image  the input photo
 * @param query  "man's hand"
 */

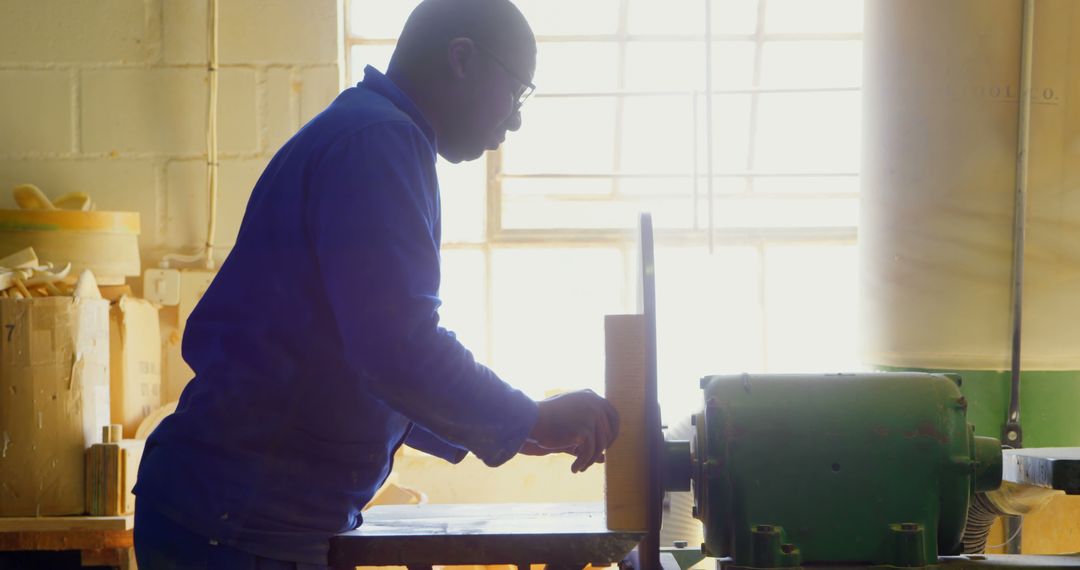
xmin=523 ymin=390 xmax=620 ymax=473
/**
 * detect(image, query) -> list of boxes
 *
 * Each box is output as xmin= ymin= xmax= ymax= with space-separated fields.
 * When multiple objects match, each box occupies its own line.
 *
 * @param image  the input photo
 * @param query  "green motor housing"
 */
xmin=685 ymin=372 xmax=1002 ymax=568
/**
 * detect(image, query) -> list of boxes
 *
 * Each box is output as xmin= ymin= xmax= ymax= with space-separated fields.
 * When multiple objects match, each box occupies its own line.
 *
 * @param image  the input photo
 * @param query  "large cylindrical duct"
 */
xmin=861 ymin=0 xmax=1080 ymax=552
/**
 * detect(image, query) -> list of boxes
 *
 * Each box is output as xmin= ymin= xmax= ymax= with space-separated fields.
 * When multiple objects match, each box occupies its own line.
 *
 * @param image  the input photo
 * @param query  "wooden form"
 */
xmin=604 ymin=313 xmax=649 ymax=531
xmin=86 ymin=427 xmax=144 ymax=516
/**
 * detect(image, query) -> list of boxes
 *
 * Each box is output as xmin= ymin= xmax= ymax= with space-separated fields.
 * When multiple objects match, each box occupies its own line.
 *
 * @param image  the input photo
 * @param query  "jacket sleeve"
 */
xmin=306 ymin=123 xmax=537 ymax=467
xmin=405 ymin=424 xmax=469 ymax=464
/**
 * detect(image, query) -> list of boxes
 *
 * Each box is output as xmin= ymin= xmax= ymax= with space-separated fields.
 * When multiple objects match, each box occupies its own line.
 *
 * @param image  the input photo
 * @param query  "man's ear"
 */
xmin=447 ymin=37 xmax=475 ymax=81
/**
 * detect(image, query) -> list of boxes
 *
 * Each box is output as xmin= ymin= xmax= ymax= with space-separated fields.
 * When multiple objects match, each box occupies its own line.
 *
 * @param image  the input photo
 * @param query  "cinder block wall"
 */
xmin=0 ymin=0 xmax=343 ymax=266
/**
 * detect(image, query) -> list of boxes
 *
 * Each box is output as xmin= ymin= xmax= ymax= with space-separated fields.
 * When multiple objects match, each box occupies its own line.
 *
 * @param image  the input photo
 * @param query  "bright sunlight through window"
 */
xmin=345 ymin=0 xmax=864 ymax=421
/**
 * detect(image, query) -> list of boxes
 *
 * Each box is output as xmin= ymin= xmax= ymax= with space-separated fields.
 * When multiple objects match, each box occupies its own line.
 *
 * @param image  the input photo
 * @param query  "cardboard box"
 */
xmin=109 ymin=296 xmax=161 ymax=437
xmin=0 ymin=296 xmax=110 ymax=516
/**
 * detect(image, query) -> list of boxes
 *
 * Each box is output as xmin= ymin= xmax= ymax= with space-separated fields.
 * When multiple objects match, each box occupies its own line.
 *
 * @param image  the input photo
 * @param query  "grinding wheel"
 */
xmin=637 ymin=212 xmax=663 ymax=570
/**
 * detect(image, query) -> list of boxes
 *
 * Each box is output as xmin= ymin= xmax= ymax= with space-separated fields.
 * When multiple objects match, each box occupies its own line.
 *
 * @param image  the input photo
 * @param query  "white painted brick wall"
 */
xmin=0 ymin=0 xmax=343 ymax=263
xmin=0 ymin=0 xmax=153 ymax=64
xmin=0 ymin=70 xmax=73 ymax=153
xmin=2 ymin=0 xmax=343 ymax=401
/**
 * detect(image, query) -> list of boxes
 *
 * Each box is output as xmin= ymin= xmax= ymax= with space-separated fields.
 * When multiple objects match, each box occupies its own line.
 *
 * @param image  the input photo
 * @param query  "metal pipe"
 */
xmin=1006 ymin=0 xmax=1035 ymax=452
xmin=1005 ymin=0 xmax=1035 ymax=553
xmin=204 ymin=0 xmax=220 ymax=269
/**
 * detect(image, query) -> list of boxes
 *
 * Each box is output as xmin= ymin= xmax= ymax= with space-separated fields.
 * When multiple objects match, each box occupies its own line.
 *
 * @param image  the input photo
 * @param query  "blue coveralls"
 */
xmin=133 ymin=66 xmax=540 ymax=568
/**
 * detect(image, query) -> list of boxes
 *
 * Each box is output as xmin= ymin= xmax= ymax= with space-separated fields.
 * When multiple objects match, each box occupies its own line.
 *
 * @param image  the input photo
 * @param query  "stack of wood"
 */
xmin=0 ymin=184 xmax=140 ymax=286
xmin=0 ymin=246 xmax=75 ymax=298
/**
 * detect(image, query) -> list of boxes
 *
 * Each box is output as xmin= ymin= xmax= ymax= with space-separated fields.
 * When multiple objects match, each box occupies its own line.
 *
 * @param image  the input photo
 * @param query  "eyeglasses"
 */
xmin=474 ymin=41 xmax=536 ymax=111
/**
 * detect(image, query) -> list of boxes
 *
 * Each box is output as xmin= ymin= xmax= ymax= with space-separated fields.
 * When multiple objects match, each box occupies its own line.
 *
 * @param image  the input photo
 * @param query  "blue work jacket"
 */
xmin=133 ymin=66 xmax=540 ymax=565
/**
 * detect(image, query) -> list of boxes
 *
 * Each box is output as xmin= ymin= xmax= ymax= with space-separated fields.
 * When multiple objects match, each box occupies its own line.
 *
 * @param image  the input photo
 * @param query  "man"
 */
xmin=132 ymin=0 xmax=620 ymax=568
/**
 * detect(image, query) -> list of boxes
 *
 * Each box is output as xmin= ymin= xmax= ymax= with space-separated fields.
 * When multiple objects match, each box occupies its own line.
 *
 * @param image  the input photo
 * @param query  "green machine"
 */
xmin=685 ymin=372 xmax=1000 ymax=568
xmin=630 ymin=214 xmax=1080 ymax=570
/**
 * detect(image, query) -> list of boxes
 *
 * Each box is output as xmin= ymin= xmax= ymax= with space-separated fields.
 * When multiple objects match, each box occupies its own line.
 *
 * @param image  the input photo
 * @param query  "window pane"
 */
xmin=515 ymin=0 xmax=620 ymax=36
xmin=764 ymin=0 xmax=863 ymax=34
xmin=655 ymin=245 xmax=763 ymax=418
xmin=751 ymin=175 xmax=859 ymax=195
xmin=763 ymin=244 xmax=860 ymax=373
xmin=439 ymin=248 xmax=488 ymax=363
xmin=620 ymin=96 xmax=694 ymax=175
xmin=704 ymin=195 xmax=859 ymax=228
xmin=437 ymin=158 xmax=486 ymax=243
xmin=501 ymin=177 xmax=746 ymax=231
xmin=625 ymin=42 xmax=699 ymax=92
xmin=490 ymin=247 xmax=628 ymax=397
xmin=535 ymin=43 xmax=620 ymax=93
xmin=501 ymin=180 xmax=684 ymax=230
xmin=349 ymin=0 xmax=418 ymax=38
xmin=504 ymin=96 xmax=617 ymax=174
xmin=627 ymin=0 xmax=760 ymax=35
xmin=627 ymin=0 xmax=702 ymax=36
xmin=711 ymin=0 xmax=761 ymax=35
xmin=350 ymin=44 xmax=395 ymax=82
xmin=707 ymin=94 xmax=754 ymax=170
xmin=502 ymin=178 xmax=749 ymax=231
xmin=623 ymin=42 xmax=757 ymax=91
xmin=753 ymin=91 xmax=861 ymax=173
xmin=759 ymin=41 xmax=862 ymax=88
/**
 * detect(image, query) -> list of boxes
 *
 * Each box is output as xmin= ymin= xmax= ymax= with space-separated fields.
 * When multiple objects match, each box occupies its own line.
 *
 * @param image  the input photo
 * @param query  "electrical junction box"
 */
xmin=178 ymin=269 xmax=216 ymax=326
xmin=143 ymin=268 xmax=180 ymax=306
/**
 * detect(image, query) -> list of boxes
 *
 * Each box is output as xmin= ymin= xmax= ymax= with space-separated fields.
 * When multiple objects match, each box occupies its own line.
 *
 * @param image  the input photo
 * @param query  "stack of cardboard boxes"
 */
xmin=0 ymin=192 xmax=163 ymax=518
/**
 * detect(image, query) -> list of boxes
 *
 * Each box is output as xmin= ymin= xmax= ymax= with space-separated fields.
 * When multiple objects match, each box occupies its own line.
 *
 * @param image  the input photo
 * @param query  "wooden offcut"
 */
xmin=604 ymin=313 xmax=648 ymax=531
xmin=85 ymin=425 xmax=144 ymax=516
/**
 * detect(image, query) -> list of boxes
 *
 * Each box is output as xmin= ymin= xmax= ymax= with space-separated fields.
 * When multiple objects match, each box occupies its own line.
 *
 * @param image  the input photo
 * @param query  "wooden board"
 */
xmin=1003 ymin=448 xmax=1080 ymax=494
xmin=329 ymin=502 xmax=642 ymax=568
xmin=0 ymin=515 xmax=133 ymax=532
xmin=604 ymin=313 xmax=648 ymax=531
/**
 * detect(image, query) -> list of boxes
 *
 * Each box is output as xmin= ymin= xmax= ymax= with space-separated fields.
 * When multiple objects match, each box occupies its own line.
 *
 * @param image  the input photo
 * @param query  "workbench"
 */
xmin=329 ymin=502 xmax=642 ymax=570
xmin=0 ymin=514 xmax=135 ymax=569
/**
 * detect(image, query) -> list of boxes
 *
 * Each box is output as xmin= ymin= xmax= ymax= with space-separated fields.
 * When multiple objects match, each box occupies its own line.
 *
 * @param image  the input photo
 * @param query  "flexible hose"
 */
xmin=963 ymin=492 xmax=1004 ymax=553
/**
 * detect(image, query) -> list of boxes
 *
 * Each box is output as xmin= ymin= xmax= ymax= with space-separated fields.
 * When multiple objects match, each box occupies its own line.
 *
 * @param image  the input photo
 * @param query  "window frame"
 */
xmin=344 ymin=0 xmax=861 ymax=377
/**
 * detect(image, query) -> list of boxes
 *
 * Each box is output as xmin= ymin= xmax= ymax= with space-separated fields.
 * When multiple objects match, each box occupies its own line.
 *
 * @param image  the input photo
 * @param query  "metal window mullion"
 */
xmin=744 ymin=0 xmax=769 ymax=195
xmin=486 ymin=149 xmax=503 ymax=245
xmin=610 ymin=0 xmax=632 ymax=197
xmin=533 ymin=86 xmax=859 ymax=99
xmin=346 ymin=33 xmax=862 ymax=44
xmin=692 ymin=91 xmax=700 ymax=231
xmin=482 ymin=241 xmax=496 ymax=372
xmin=491 ymin=226 xmax=857 ymax=245
xmin=501 ymin=171 xmax=859 ymax=179
xmin=704 ymin=0 xmax=715 ymax=253
xmin=757 ymin=240 xmax=769 ymax=371
xmin=497 ymin=191 xmax=858 ymax=202
xmin=346 ymin=38 xmax=398 ymax=46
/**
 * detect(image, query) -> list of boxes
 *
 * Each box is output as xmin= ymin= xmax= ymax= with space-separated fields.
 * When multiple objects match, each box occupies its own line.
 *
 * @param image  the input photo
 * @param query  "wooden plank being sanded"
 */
xmin=604 ymin=313 xmax=648 ymax=531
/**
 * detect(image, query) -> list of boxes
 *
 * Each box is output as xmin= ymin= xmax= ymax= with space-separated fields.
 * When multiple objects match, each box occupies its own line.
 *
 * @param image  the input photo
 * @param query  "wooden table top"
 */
xmin=330 ymin=502 xmax=642 ymax=568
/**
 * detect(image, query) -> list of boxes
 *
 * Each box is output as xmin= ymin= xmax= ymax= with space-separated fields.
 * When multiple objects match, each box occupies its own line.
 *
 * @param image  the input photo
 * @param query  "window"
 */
xmin=346 ymin=0 xmax=863 ymax=420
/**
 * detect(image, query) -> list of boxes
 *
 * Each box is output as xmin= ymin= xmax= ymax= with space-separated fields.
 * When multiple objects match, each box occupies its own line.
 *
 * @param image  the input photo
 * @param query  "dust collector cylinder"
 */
xmin=860 ymin=0 xmax=1080 ymax=448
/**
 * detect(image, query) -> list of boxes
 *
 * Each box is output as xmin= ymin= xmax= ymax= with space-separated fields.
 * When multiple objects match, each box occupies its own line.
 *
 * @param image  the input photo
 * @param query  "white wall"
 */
xmin=0 ymin=0 xmax=345 ymax=406
xmin=0 ymin=0 xmax=343 ymax=264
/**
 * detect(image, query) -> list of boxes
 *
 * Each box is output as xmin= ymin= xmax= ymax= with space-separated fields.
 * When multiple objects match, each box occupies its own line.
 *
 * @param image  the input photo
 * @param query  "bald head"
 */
xmin=385 ymin=0 xmax=537 ymax=163
xmin=390 ymin=0 xmax=535 ymax=77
